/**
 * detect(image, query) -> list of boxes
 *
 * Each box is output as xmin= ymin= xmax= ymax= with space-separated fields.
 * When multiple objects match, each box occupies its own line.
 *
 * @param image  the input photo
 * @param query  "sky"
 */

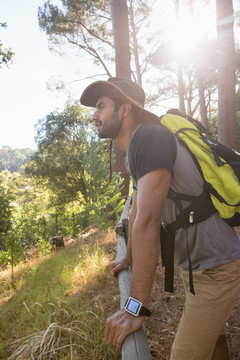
xmin=0 ymin=0 xmax=91 ymax=149
xmin=1 ymin=0 xmax=240 ymax=150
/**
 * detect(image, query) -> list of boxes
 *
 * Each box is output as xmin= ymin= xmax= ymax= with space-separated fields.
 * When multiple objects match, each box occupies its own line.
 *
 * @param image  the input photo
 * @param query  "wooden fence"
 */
xmin=115 ymin=196 xmax=152 ymax=360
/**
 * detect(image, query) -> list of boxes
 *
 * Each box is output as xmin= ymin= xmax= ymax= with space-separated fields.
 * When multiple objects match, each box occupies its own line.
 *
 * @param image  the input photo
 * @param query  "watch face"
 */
xmin=125 ymin=297 xmax=142 ymax=316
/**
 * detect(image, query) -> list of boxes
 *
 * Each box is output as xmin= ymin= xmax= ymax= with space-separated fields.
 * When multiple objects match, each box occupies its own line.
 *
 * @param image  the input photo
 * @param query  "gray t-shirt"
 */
xmin=126 ymin=123 xmax=240 ymax=271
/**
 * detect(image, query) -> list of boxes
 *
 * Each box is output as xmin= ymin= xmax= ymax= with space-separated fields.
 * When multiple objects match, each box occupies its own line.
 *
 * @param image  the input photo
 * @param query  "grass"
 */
xmin=1 ymin=228 xmax=239 ymax=359
xmin=0 ymin=230 xmax=121 ymax=360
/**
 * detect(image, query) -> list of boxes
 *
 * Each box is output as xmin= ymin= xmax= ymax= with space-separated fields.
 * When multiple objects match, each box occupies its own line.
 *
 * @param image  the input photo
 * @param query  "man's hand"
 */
xmin=110 ymin=258 xmax=130 ymax=280
xmin=104 ymin=310 xmax=144 ymax=349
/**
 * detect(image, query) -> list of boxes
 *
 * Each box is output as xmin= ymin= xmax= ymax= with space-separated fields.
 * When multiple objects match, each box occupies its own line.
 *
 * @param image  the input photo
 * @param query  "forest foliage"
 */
xmin=0 ymin=103 xmax=124 ymax=274
xmin=38 ymin=1 xmax=240 ymax=146
xmin=0 ymin=146 xmax=34 ymax=173
xmin=1 ymin=0 xmax=240 ymax=273
xmin=1 ymin=1 xmax=240 ymax=358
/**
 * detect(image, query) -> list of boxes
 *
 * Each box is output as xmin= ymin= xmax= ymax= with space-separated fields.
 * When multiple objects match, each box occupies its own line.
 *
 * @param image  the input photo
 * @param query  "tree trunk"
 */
xmin=175 ymin=0 xmax=186 ymax=114
xmin=216 ymin=0 xmax=237 ymax=149
xmin=177 ymin=62 xmax=186 ymax=114
xmin=196 ymin=69 xmax=208 ymax=128
xmin=128 ymin=0 xmax=142 ymax=86
xmin=109 ymin=0 xmax=131 ymax=197
xmin=109 ymin=0 xmax=131 ymax=79
xmin=112 ymin=143 xmax=129 ymax=198
xmin=189 ymin=0 xmax=208 ymax=127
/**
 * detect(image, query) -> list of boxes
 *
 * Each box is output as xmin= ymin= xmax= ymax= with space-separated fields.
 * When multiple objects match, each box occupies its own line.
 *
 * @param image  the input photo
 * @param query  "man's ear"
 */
xmin=120 ymin=103 xmax=132 ymax=118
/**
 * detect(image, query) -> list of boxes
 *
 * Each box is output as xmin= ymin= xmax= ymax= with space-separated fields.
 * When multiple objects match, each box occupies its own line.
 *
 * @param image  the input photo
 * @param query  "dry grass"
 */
xmin=8 ymin=311 xmax=112 ymax=360
xmin=0 ymin=230 xmax=120 ymax=360
xmin=0 ymin=229 xmax=240 ymax=359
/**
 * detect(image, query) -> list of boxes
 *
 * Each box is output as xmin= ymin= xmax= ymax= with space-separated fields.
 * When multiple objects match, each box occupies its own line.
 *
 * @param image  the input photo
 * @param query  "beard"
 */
xmin=98 ymin=112 xmax=122 ymax=139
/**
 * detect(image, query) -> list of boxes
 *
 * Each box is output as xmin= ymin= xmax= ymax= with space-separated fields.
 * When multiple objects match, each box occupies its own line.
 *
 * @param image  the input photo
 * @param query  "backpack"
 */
xmin=159 ymin=109 xmax=240 ymax=294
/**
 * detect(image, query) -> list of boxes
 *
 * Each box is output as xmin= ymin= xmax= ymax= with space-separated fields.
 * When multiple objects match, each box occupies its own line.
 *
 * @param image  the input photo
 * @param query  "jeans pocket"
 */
xmin=201 ymin=265 xmax=228 ymax=282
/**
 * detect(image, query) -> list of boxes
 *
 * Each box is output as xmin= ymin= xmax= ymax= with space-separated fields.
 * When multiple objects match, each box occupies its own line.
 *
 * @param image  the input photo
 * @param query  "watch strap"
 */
xmin=139 ymin=305 xmax=152 ymax=317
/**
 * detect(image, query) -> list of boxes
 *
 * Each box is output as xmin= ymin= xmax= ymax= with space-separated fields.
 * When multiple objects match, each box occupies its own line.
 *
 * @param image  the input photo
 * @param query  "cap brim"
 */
xmin=80 ymin=80 xmax=158 ymax=122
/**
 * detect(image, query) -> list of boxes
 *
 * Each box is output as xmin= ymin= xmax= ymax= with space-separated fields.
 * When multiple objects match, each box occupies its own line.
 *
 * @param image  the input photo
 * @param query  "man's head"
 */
xmin=92 ymin=96 xmax=125 ymax=139
xmin=80 ymin=77 xmax=157 ymax=139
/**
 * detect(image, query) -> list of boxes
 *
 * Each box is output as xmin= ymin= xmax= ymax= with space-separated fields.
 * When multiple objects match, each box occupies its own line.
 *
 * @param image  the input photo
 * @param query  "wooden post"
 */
xmin=116 ymin=197 xmax=152 ymax=360
xmin=55 ymin=213 xmax=58 ymax=234
xmin=72 ymin=212 xmax=76 ymax=237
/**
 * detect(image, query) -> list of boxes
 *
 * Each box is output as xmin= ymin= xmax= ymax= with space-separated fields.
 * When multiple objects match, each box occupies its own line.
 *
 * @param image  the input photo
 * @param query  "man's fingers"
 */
xmin=106 ymin=314 xmax=127 ymax=349
xmin=104 ymin=310 xmax=144 ymax=349
xmin=117 ymin=331 xmax=129 ymax=349
xmin=110 ymin=259 xmax=130 ymax=279
xmin=104 ymin=315 xmax=112 ymax=341
xmin=110 ymin=263 xmax=118 ymax=277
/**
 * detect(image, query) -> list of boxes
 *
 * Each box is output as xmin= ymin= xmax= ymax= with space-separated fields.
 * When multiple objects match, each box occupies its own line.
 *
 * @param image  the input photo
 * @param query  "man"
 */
xmin=80 ymin=77 xmax=240 ymax=360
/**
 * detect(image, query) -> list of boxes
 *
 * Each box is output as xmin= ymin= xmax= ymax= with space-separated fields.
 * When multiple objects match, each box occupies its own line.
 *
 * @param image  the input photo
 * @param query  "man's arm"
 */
xmin=105 ymin=168 xmax=171 ymax=348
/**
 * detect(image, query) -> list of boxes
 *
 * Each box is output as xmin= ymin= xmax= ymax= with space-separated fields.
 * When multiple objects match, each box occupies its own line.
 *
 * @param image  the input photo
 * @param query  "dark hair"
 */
xmin=111 ymin=97 xmax=124 ymax=111
xmin=131 ymin=105 xmax=144 ymax=122
xmin=111 ymin=97 xmax=147 ymax=123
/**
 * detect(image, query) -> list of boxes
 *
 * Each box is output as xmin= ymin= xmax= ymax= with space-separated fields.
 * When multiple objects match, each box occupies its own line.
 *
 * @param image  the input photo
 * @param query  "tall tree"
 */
xmin=24 ymin=104 xmax=122 ymax=211
xmin=195 ymin=55 xmax=208 ymax=128
xmin=109 ymin=0 xmax=131 ymax=197
xmin=150 ymin=38 xmax=218 ymax=120
xmin=216 ymin=0 xmax=237 ymax=148
xmin=39 ymin=1 xmax=192 ymax=196
xmin=128 ymin=0 xmax=141 ymax=85
xmin=174 ymin=0 xmax=186 ymax=114
xmin=38 ymin=1 xmax=114 ymax=76
xmin=25 ymin=105 xmax=93 ymax=206
xmin=188 ymin=0 xmax=208 ymax=127
xmin=38 ymin=0 xmax=155 ymax=198
xmin=109 ymin=0 xmax=131 ymax=78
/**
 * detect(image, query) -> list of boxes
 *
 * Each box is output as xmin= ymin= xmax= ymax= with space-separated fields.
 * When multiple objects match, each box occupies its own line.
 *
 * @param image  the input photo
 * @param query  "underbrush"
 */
xmin=1 ymin=229 xmax=239 ymax=360
xmin=0 ymin=230 xmax=120 ymax=360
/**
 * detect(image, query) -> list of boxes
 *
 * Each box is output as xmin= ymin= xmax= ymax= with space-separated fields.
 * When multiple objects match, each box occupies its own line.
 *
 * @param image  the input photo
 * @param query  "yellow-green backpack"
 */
xmin=161 ymin=109 xmax=240 ymax=230
xmin=159 ymin=109 xmax=240 ymax=294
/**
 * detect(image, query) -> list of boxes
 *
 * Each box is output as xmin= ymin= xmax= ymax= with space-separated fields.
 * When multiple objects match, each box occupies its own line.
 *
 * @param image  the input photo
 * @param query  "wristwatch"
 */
xmin=124 ymin=297 xmax=152 ymax=317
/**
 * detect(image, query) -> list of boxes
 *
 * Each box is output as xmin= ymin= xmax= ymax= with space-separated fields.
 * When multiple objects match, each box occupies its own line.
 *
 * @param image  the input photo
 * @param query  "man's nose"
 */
xmin=92 ymin=110 xmax=98 ymax=121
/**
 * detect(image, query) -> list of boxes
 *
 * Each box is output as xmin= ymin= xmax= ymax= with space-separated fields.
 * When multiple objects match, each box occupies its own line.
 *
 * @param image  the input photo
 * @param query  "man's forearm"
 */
xmin=129 ymin=219 xmax=160 ymax=307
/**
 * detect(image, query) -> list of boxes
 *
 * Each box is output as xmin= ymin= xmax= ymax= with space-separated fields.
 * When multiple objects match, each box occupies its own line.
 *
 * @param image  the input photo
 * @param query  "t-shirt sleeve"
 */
xmin=129 ymin=124 xmax=176 ymax=182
